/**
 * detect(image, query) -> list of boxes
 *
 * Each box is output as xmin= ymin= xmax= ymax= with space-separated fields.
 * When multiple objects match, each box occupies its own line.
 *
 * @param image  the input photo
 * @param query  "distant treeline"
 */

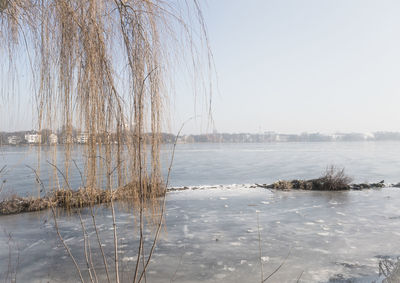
xmin=2 ymin=130 xmax=400 ymax=145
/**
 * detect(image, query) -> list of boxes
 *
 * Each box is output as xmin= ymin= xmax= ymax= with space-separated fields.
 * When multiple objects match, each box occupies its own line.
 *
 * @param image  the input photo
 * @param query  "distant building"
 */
xmin=77 ymin=132 xmax=89 ymax=144
xmin=49 ymin=133 xmax=58 ymax=145
xmin=61 ymin=134 xmax=74 ymax=144
xmin=183 ymin=135 xmax=195 ymax=143
xmin=275 ymin=134 xmax=286 ymax=142
xmin=176 ymin=136 xmax=185 ymax=143
xmin=363 ymin=132 xmax=375 ymax=140
xmin=8 ymin=135 xmax=22 ymax=145
xmin=25 ymin=133 xmax=41 ymax=144
xmin=264 ymin=131 xmax=277 ymax=142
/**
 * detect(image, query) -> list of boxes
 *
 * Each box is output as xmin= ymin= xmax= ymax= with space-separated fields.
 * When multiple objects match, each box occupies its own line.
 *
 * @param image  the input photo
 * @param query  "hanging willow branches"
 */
xmin=1 ymin=2 xmax=212 ymax=282
xmin=0 ymin=0 xmax=212 ymax=196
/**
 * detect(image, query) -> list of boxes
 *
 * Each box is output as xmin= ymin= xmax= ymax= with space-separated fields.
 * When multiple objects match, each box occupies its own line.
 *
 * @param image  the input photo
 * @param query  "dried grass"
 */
xmin=0 ymin=181 xmax=166 ymax=215
xmin=271 ymin=180 xmax=293 ymax=190
xmin=268 ymin=166 xmax=353 ymax=191
xmin=316 ymin=165 xmax=352 ymax=191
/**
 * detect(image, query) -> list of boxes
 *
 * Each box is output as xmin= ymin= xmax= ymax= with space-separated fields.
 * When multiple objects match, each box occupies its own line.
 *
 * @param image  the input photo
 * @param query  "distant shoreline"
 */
xmin=3 ymin=131 xmax=400 ymax=145
xmin=3 ymin=140 xmax=400 ymax=147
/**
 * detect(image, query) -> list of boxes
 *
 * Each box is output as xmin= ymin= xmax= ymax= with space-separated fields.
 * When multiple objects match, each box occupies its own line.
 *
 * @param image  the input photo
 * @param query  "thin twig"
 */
xmin=170 ymin=248 xmax=185 ymax=283
xmin=73 ymin=159 xmax=98 ymax=282
xmin=6 ymin=230 xmax=12 ymax=283
xmin=14 ymin=241 xmax=20 ymax=283
xmin=296 ymin=270 xmax=304 ymax=283
xmin=96 ymin=143 xmax=122 ymax=283
xmin=137 ymin=118 xmax=194 ymax=283
xmin=73 ymin=159 xmax=110 ymax=283
xmin=110 ymin=177 xmax=120 ymax=283
xmin=0 ymin=165 xmax=6 ymax=175
xmin=51 ymin=204 xmax=85 ymax=283
xmin=48 ymin=160 xmax=95 ymax=282
xmin=73 ymin=162 xmax=93 ymax=283
xmin=86 ymin=229 xmax=99 ymax=283
xmin=257 ymin=213 xmax=263 ymax=283
xmin=26 ymin=165 xmax=48 ymax=195
xmin=27 ymin=166 xmax=85 ymax=283
xmin=0 ymin=180 xmax=5 ymax=196
xmin=262 ymin=250 xmax=291 ymax=282
xmin=73 ymin=159 xmax=85 ymax=188
xmin=3 ymin=229 xmax=20 ymax=283
xmin=91 ymin=206 xmax=111 ymax=283
xmin=79 ymin=213 xmax=95 ymax=283
xmin=47 ymin=161 xmax=72 ymax=190
xmin=133 ymin=69 xmax=149 ymax=283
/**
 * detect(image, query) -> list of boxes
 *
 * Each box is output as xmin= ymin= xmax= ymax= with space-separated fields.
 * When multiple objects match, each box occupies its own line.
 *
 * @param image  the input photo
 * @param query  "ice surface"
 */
xmin=1 ymin=185 xmax=400 ymax=282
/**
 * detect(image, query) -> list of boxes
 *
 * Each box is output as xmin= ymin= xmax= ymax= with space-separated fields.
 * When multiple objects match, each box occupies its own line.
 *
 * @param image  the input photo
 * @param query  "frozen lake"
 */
xmin=1 ymin=142 xmax=400 ymax=282
xmin=1 ymin=141 xmax=400 ymax=196
xmin=1 ymin=186 xmax=400 ymax=282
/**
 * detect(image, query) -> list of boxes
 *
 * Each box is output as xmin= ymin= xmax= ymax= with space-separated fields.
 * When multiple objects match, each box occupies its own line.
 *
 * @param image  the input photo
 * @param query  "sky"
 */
xmin=2 ymin=0 xmax=400 ymax=135
xmin=172 ymin=0 xmax=400 ymax=134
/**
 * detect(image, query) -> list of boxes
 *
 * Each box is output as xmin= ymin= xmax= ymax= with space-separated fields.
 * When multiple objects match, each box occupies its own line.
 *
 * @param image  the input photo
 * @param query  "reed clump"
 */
xmin=271 ymin=180 xmax=293 ymax=190
xmin=260 ymin=167 xmax=357 ymax=191
xmin=0 ymin=195 xmax=51 ymax=215
xmin=0 ymin=180 xmax=166 ymax=215
xmin=316 ymin=165 xmax=353 ymax=191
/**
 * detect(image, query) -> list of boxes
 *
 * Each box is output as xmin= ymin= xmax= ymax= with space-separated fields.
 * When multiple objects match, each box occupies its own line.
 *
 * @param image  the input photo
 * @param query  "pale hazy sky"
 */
xmin=2 ymin=1 xmax=400 ymax=134
xmin=173 ymin=0 xmax=400 ymax=134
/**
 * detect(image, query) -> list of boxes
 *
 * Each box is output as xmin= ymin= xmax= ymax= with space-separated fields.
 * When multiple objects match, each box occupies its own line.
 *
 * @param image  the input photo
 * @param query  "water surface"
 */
xmin=1 ymin=142 xmax=400 ymax=282
xmin=1 ymin=142 xmax=400 ymax=196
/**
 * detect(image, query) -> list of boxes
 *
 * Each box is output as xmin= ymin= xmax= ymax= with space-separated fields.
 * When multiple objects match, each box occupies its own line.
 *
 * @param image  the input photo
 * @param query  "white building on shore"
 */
xmin=49 ymin=133 xmax=58 ymax=144
xmin=77 ymin=132 xmax=89 ymax=144
xmin=25 ymin=133 xmax=41 ymax=144
xmin=8 ymin=136 xmax=22 ymax=145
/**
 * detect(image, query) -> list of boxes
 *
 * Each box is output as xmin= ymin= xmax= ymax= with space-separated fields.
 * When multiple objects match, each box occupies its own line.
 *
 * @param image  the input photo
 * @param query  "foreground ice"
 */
xmin=1 ymin=185 xmax=400 ymax=282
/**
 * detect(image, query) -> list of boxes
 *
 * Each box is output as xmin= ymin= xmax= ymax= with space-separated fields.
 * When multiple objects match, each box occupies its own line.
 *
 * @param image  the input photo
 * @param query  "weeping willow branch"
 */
xmin=0 ymin=0 xmax=212 ymax=196
xmin=1 ymin=1 xmax=213 ymax=282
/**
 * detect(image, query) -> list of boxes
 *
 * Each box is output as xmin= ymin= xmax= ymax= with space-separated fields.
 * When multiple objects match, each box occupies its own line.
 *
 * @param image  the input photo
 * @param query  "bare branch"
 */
xmin=137 ymin=117 xmax=194 ymax=283
xmin=26 ymin=165 xmax=84 ymax=283
xmin=296 ymin=271 xmax=304 ymax=283
xmin=257 ymin=213 xmax=263 ymax=283
xmin=262 ymin=250 xmax=291 ymax=282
